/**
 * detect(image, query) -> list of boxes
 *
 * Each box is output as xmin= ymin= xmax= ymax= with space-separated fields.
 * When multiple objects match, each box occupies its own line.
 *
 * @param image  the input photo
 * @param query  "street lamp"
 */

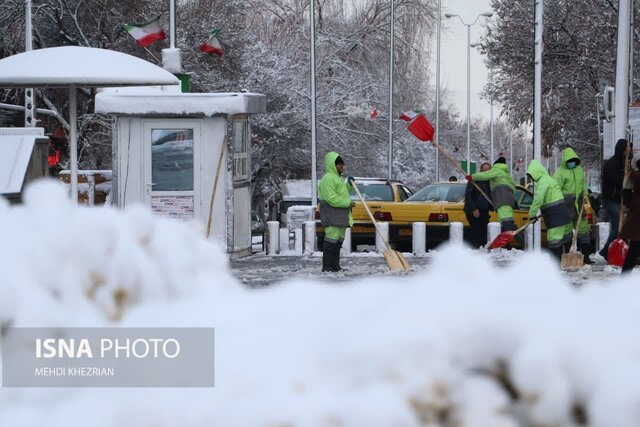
xmin=445 ymin=12 xmax=493 ymax=174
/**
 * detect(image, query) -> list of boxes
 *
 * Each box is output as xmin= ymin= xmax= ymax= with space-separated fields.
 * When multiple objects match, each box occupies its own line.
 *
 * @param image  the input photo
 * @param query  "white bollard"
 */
xmin=294 ymin=228 xmax=303 ymax=254
xmin=525 ymin=224 xmax=534 ymax=251
xmin=375 ymin=222 xmax=390 ymax=253
xmin=487 ymin=222 xmax=501 ymax=245
xmin=342 ymin=228 xmax=352 ymax=255
xmin=449 ymin=222 xmax=464 ymax=245
xmin=279 ymin=228 xmax=290 ymax=253
xmin=413 ymin=222 xmax=426 ymax=255
xmin=303 ymin=221 xmax=316 ymax=254
xmin=597 ymin=222 xmax=610 ymax=252
xmin=267 ymin=221 xmax=279 ymax=256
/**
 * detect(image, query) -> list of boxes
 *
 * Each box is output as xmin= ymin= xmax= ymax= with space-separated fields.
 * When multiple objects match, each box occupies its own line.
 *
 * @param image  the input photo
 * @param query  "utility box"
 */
xmin=0 ymin=127 xmax=49 ymax=204
xmin=96 ymin=87 xmax=266 ymax=257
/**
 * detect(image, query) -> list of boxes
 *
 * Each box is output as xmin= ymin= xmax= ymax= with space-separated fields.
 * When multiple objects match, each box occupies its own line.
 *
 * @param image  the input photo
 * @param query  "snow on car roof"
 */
xmin=0 ymin=47 xmax=179 ymax=88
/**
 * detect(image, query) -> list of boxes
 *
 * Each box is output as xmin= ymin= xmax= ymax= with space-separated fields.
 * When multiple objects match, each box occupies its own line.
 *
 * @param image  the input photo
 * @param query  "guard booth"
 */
xmin=0 ymin=127 xmax=49 ymax=204
xmin=95 ymin=87 xmax=266 ymax=257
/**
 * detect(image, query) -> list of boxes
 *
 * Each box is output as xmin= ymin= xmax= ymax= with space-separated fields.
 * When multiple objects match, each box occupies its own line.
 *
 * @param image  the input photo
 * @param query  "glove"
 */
xmin=347 ymin=176 xmax=356 ymax=185
xmin=350 ymin=201 xmax=356 ymax=208
xmin=530 ymin=216 xmax=539 ymax=224
xmin=465 ymin=175 xmax=473 ymax=182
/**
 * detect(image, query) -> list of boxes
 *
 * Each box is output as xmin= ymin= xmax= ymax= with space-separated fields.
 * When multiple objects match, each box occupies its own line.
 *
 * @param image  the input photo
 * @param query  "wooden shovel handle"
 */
xmin=618 ymin=144 xmax=631 ymax=234
xmin=351 ymin=181 xmax=391 ymax=250
xmin=428 ymin=138 xmax=494 ymax=208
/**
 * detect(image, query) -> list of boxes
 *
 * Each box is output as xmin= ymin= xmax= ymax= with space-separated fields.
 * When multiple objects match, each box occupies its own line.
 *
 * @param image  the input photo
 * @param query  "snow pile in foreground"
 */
xmin=2 ymin=180 xmax=640 ymax=427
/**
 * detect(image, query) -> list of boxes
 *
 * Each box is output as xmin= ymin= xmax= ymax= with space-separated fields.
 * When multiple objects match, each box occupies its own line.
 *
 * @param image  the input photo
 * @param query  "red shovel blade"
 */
xmin=608 ymin=238 xmax=629 ymax=267
xmin=488 ymin=231 xmax=516 ymax=249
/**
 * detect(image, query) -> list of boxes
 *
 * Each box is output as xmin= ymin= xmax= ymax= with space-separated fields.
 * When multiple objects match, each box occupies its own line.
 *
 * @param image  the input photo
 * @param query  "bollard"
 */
xmin=303 ymin=221 xmax=316 ymax=254
xmin=487 ymin=222 xmax=501 ymax=246
xmin=375 ymin=222 xmax=390 ymax=253
xmin=596 ymin=222 xmax=610 ymax=252
xmin=413 ymin=222 xmax=426 ymax=255
xmin=342 ymin=228 xmax=352 ymax=255
xmin=294 ymin=228 xmax=303 ymax=254
xmin=279 ymin=228 xmax=290 ymax=253
xmin=449 ymin=222 xmax=464 ymax=245
xmin=525 ymin=224 xmax=534 ymax=251
xmin=267 ymin=221 xmax=279 ymax=256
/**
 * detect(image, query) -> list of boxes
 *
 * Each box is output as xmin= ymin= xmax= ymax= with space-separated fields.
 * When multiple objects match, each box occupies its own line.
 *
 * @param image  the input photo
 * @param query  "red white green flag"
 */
xmin=124 ymin=17 xmax=166 ymax=48
xmin=399 ymin=110 xmax=423 ymax=122
xmin=407 ymin=114 xmax=435 ymax=142
xmin=200 ymin=29 xmax=223 ymax=57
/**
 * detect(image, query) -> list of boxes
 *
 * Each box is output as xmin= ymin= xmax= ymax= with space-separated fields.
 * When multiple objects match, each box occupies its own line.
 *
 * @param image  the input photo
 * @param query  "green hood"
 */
xmin=324 ymin=151 xmax=342 ymax=176
xmin=526 ymin=159 xmax=548 ymax=182
xmin=561 ymin=147 xmax=580 ymax=167
xmin=492 ymin=163 xmax=509 ymax=174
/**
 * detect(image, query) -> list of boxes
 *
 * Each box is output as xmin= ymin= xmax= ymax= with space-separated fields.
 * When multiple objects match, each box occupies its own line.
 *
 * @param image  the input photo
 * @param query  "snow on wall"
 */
xmin=2 ymin=180 xmax=640 ymax=427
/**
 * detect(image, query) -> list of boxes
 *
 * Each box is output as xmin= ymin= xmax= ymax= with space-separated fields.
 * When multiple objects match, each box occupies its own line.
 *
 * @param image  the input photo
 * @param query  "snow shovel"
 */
xmin=352 ymin=181 xmax=410 ymax=272
xmin=487 ymin=216 xmax=540 ymax=250
xmin=561 ymin=198 xmax=587 ymax=269
xmin=608 ymin=144 xmax=632 ymax=266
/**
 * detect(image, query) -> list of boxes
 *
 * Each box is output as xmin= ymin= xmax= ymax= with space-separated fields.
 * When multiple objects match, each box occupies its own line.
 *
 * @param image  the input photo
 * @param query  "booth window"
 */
xmin=151 ymin=129 xmax=194 ymax=191
xmin=232 ymin=120 xmax=249 ymax=181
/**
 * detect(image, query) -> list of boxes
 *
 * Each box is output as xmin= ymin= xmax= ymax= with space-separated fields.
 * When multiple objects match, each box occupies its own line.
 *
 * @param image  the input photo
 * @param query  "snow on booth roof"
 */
xmin=0 ymin=47 xmax=179 ymax=88
xmin=95 ymin=87 xmax=267 ymax=117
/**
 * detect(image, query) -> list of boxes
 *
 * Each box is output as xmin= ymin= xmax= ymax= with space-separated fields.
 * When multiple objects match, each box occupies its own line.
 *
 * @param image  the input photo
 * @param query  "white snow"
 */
xmin=0 ymin=47 xmax=179 ymax=88
xmin=1 ymin=180 xmax=640 ymax=427
xmin=95 ymin=90 xmax=266 ymax=116
xmin=282 ymin=179 xmax=312 ymax=200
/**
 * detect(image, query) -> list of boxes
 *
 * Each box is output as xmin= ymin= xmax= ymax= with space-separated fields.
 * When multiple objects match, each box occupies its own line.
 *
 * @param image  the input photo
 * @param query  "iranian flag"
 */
xmin=399 ymin=110 xmax=423 ymax=122
xmin=200 ymin=29 xmax=223 ymax=57
xmin=124 ymin=17 xmax=166 ymax=47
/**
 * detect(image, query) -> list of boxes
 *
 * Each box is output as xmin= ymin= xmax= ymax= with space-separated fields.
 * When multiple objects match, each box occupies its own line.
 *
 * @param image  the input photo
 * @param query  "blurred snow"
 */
xmin=1 ymin=180 xmax=640 ymax=427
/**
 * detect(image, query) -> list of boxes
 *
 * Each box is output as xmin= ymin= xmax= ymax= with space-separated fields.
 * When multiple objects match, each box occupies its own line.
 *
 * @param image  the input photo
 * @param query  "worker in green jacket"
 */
xmin=318 ymin=151 xmax=354 ymax=272
xmin=553 ymin=147 xmax=592 ymax=262
xmin=469 ymin=157 xmax=517 ymax=233
xmin=526 ymin=159 xmax=573 ymax=259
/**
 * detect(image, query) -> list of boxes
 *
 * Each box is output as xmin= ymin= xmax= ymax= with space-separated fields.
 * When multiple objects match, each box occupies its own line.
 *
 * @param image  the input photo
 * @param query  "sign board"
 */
xmin=286 ymin=205 xmax=315 ymax=231
xmin=459 ymin=160 xmax=477 ymax=174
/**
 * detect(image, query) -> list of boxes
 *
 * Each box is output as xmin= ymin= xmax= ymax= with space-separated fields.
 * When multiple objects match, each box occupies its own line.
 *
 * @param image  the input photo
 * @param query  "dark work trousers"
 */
xmin=622 ymin=240 xmax=640 ymax=274
xmin=465 ymin=211 xmax=490 ymax=248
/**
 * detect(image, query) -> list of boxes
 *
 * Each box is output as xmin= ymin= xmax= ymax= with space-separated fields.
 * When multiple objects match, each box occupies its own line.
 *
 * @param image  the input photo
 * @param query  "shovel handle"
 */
xmin=428 ymin=138 xmax=494 ymax=208
xmin=351 ymin=181 xmax=392 ymax=250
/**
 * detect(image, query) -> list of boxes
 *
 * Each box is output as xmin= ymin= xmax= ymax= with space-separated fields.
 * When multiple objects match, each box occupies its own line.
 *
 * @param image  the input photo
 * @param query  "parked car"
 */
xmin=365 ymin=182 xmax=597 ymax=250
xmin=316 ymin=178 xmax=413 ymax=250
xmin=251 ymin=210 xmax=265 ymax=235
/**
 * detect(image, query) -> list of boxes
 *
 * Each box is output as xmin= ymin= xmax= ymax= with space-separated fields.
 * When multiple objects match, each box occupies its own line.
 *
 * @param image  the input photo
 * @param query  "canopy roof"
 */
xmin=0 ymin=46 xmax=179 ymax=88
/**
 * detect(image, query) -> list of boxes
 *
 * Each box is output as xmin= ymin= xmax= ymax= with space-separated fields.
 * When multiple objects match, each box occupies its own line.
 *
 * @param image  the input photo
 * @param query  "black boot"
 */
xmin=549 ymin=245 xmax=563 ymax=261
xmin=322 ymin=242 xmax=336 ymax=272
xmin=332 ymin=240 xmax=344 ymax=272
xmin=580 ymin=242 xmax=594 ymax=264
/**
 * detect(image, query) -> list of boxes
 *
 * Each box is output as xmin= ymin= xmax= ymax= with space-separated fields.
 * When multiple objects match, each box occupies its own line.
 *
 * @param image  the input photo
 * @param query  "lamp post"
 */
xmin=445 ymin=12 xmax=493 ymax=174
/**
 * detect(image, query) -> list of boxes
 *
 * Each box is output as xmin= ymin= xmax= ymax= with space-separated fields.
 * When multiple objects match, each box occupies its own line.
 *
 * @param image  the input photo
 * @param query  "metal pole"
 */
xmin=630 ymin=0 xmax=635 ymax=104
xmin=169 ymin=0 xmax=176 ymax=49
xmin=533 ymin=0 xmax=544 ymax=252
xmin=466 ymin=24 xmax=471 ymax=174
xmin=310 ymin=0 xmax=318 ymax=207
xmin=69 ymin=85 xmax=78 ymax=204
xmin=490 ymin=72 xmax=494 ymax=163
xmin=509 ymin=127 xmax=513 ymax=178
xmin=435 ymin=0 xmax=442 ymax=182
xmin=388 ymin=0 xmax=395 ymax=180
xmin=24 ymin=0 xmax=35 ymax=127
xmin=615 ymin=0 xmax=631 ymax=141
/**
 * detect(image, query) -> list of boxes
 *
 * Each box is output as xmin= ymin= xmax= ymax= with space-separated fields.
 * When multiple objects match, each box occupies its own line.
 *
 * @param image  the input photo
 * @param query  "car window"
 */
xmin=407 ymin=184 xmax=466 ymax=202
xmin=402 ymin=186 xmax=413 ymax=197
xmin=515 ymin=189 xmax=533 ymax=210
xmin=350 ymin=183 xmax=394 ymax=201
xmin=397 ymin=186 xmax=410 ymax=201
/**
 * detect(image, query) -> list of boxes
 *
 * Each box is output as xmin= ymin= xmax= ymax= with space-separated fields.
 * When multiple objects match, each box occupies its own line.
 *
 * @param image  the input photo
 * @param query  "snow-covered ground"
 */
xmin=1 ymin=180 xmax=640 ymax=427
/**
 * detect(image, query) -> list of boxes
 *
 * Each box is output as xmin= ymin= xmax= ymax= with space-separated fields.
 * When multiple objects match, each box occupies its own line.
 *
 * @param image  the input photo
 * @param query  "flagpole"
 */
xmin=24 ymin=0 xmax=35 ymax=127
xmin=310 ymin=0 xmax=318 ymax=207
xmin=435 ymin=0 xmax=442 ymax=182
xmin=388 ymin=0 xmax=395 ymax=180
xmin=143 ymin=47 xmax=161 ymax=63
xmin=169 ymin=0 xmax=176 ymax=49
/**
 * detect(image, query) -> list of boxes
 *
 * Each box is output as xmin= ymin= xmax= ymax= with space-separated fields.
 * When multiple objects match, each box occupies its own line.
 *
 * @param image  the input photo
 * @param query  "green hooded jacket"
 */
xmin=471 ymin=163 xmax=515 ymax=209
xmin=527 ymin=159 xmax=571 ymax=228
xmin=553 ymin=147 xmax=587 ymax=214
xmin=318 ymin=151 xmax=353 ymax=227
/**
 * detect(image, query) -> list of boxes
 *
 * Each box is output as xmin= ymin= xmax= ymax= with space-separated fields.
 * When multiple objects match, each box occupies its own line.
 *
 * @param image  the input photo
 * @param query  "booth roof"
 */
xmin=0 ymin=47 xmax=179 ymax=88
xmin=95 ymin=88 xmax=267 ymax=116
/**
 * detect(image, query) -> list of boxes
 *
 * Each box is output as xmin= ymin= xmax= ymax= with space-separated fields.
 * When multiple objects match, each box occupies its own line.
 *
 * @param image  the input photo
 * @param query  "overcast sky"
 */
xmin=437 ymin=0 xmax=494 ymax=121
